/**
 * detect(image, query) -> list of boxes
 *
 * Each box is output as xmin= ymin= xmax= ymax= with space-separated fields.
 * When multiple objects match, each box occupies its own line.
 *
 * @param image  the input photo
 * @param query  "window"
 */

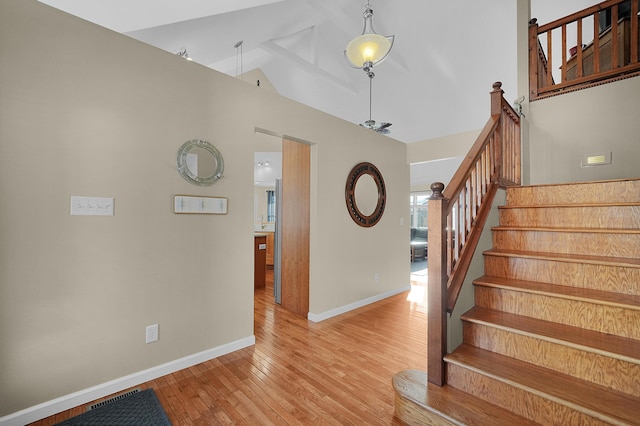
xmin=410 ymin=191 xmax=431 ymax=228
xmin=266 ymin=190 xmax=276 ymax=222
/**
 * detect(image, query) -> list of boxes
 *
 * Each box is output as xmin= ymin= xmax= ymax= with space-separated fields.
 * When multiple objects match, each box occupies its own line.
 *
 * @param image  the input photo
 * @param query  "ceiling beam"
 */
xmin=260 ymin=40 xmax=356 ymax=93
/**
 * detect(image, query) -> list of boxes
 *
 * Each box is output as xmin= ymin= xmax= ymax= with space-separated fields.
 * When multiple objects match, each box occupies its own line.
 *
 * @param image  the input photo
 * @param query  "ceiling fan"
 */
xmin=361 ymin=119 xmax=392 ymax=134
xmin=360 ymin=69 xmax=392 ymax=134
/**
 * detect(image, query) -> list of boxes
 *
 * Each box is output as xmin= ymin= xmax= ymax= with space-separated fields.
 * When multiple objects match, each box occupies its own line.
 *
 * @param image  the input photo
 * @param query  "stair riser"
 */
xmin=393 ymin=394 xmax=459 ymax=426
xmin=499 ymin=205 xmax=640 ymax=229
xmin=463 ymin=322 xmax=640 ymax=396
xmin=506 ymin=180 xmax=640 ymax=205
xmin=474 ymin=286 xmax=640 ymax=340
xmin=492 ymin=230 xmax=640 ymax=258
xmin=483 ymin=255 xmax=640 ymax=296
xmin=445 ymin=363 xmax=610 ymax=425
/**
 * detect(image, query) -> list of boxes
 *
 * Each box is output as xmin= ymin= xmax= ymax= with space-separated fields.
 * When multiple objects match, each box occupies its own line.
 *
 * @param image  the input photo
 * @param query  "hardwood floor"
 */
xmin=31 ymin=270 xmax=426 ymax=425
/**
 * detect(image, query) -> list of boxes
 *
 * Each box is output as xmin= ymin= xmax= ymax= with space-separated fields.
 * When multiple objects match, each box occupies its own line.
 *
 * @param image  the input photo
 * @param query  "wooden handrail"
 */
xmin=427 ymin=82 xmax=521 ymax=386
xmin=530 ymin=0 xmax=640 ymax=100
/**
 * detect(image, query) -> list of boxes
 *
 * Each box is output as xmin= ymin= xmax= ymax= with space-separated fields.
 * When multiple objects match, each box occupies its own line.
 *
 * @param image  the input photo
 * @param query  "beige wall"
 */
xmin=528 ymin=77 xmax=640 ymax=184
xmin=0 ymin=0 xmax=409 ymax=419
xmin=407 ymin=129 xmax=480 ymax=165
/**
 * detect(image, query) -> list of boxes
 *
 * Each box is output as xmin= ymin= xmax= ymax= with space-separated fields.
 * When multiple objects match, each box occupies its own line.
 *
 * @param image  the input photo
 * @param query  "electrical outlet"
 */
xmin=145 ymin=324 xmax=158 ymax=344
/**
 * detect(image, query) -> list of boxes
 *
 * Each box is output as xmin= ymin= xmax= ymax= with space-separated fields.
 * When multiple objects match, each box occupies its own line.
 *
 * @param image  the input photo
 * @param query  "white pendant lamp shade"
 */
xmin=345 ymin=33 xmax=394 ymax=68
xmin=344 ymin=4 xmax=394 ymax=69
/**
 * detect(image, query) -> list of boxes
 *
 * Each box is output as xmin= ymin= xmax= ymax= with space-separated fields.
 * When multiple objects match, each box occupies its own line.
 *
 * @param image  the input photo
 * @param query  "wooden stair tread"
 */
xmin=392 ymin=370 xmax=539 ymax=426
xmin=483 ymin=248 xmax=640 ymax=268
xmin=492 ymin=225 xmax=640 ymax=234
xmin=474 ymin=275 xmax=640 ymax=311
xmin=462 ymin=306 xmax=640 ymax=364
xmin=445 ymin=344 xmax=640 ymax=425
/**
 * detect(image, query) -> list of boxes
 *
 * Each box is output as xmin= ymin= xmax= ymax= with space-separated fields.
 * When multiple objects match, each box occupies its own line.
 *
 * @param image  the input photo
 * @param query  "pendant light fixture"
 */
xmin=344 ymin=3 xmax=394 ymax=75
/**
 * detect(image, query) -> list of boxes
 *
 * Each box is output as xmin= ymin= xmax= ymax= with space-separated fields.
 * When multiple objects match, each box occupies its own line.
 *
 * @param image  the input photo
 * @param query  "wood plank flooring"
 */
xmin=31 ymin=270 xmax=427 ymax=425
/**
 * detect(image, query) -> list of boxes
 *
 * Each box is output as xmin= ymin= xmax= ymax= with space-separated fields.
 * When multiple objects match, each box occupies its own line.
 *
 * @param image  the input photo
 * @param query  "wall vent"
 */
xmin=86 ymin=387 xmax=141 ymax=411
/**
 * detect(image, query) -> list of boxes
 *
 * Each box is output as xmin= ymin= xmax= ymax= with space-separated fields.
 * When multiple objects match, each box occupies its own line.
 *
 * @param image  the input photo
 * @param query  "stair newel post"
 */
xmin=427 ymin=181 xmax=448 ymax=386
xmin=528 ymin=18 xmax=539 ymax=100
xmin=490 ymin=82 xmax=504 ymax=184
xmin=490 ymin=81 xmax=504 ymax=116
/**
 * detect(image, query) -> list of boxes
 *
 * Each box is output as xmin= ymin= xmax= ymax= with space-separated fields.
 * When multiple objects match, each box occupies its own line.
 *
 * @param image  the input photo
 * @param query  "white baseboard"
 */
xmin=307 ymin=285 xmax=411 ymax=323
xmin=0 ymin=335 xmax=255 ymax=426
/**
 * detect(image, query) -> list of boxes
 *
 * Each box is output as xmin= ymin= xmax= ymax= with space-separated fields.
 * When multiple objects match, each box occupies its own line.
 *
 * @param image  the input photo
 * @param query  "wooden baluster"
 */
xmin=562 ymin=24 xmax=568 ymax=82
xmin=447 ymin=213 xmax=453 ymax=275
xmin=612 ymin=5 xmax=620 ymax=68
xmin=464 ymin=186 xmax=469 ymax=245
xmin=577 ymin=19 xmax=584 ymax=78
xmin=594 ymin=11 xmax=601 ymax=74
xmin=631 ymin=0 xmax=639 ymax=63
xmin=503 ymin=109 xmax=509 ymax=182
xmin=510 ymin=107 xmax=517 ymax=183
xmin=547 ymin=30 xmax=554 ymax=85
xmin=481 ymin=149 xmax=488 ymax=195
xmin=509 ymin=106 xmax=517 ymax=183
xmin=501 ymin=111 xmax=508 ymax=182
xmin=487 ymin=138 xmax=494 ymax=185
xmin=474 ymin=168 xmax=479 ymax=220
xmin=461 ymin=191 xmax=466 ymax=254
xmin=464 ymin=185 xmax=468 ymax=242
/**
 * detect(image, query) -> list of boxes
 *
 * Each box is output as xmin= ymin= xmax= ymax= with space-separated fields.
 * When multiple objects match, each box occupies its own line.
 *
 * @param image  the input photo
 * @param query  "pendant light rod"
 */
xmin=368 ymin=73 xmax=373 ymax=123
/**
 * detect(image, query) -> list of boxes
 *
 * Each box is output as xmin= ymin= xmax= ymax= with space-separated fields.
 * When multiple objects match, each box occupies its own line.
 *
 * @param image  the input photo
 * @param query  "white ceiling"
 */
xmin=39 ymin=0 xmax=597 ymax=146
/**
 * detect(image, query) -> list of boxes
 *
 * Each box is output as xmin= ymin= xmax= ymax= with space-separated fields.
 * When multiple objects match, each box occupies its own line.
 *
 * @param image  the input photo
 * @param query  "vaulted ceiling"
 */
xmin=39 ymin=0 xmax=596 ymax=144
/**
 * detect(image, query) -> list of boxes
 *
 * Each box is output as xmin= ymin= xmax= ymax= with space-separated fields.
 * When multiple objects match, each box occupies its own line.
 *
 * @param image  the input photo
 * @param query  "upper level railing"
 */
xmin=427 ymin=82 xmax=521 ymax=386
xmin=530 ymin=0 xmax=640 ymax=100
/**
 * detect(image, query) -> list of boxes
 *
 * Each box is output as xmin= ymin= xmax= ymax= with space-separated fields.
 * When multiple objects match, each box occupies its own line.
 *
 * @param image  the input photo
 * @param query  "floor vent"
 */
xmin=86 ymin=388 xmax=141 ymax=411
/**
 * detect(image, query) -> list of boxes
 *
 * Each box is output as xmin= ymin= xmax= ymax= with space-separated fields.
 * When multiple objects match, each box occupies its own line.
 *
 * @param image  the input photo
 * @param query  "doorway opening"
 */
xmin=253 ymin=131 xmax=311 ymax=318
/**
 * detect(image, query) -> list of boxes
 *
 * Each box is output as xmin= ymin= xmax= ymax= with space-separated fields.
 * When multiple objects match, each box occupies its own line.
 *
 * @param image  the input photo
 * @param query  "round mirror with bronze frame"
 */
xmin=345 ymin=162 xmax=386 ymax=227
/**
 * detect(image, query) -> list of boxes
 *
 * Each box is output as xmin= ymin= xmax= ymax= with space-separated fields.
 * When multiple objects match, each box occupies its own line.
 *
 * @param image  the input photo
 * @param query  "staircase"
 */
xmin=394 ymin=179 xmax=640 ymax=425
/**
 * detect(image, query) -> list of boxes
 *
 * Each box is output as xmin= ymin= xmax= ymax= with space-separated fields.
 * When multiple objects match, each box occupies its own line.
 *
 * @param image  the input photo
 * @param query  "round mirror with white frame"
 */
xmin=176 ymin=139 xmax=224 ymax=186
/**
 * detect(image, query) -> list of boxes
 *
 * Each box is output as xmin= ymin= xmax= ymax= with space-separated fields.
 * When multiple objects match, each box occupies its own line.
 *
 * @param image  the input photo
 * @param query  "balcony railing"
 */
xmin=530 ymin=0 xmax=640 ymax=100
